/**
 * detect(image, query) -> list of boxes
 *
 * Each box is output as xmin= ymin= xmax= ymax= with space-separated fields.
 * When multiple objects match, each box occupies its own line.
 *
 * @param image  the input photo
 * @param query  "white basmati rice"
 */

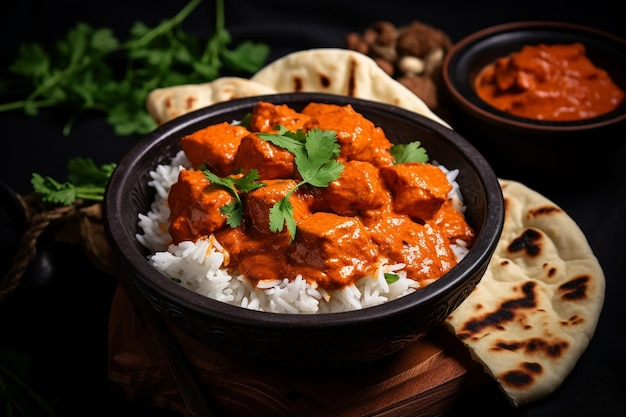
xmin=136 ymin=150 xmax=470 ymax=314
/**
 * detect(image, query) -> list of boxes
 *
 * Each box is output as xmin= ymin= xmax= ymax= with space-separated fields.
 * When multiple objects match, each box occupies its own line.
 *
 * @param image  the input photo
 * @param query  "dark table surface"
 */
xmin=1 ymin=1 xmax=625 ymax=416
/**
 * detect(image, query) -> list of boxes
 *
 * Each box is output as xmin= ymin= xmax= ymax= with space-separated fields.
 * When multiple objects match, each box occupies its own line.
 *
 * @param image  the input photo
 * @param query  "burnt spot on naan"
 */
xmin=293 ymin=57 xmax=358 ymax=94
xmin=347 ymin=57 xmax=357 ymax=96
xmin=491 ymin=337 xmax=569 ymax=359
xmin=500 ymin=362 xmax=543 ymax=388
xmin=319 ymin=74 xmax=331 ymax=88
xmin=457 ymin=281 xmax=538 ymax=339
xmin=543 ymin=262 xmax=558 ymax=278
xmin=559 ymin=275 xmax=591 ymax=301
xmin=293 ymin=78 xmax=303 ymax=92
xmin=508 ymin=228 xmax=542 ymax=257
xmin=561 ymin=314 xmax=584 ymax=326
xmin=184 ymin=95 xmax=199 ymax=112
xmin=503 ymin=194 xmax=511 ymax=213
xmin=527 ymin=205 xmax=562 ymax=219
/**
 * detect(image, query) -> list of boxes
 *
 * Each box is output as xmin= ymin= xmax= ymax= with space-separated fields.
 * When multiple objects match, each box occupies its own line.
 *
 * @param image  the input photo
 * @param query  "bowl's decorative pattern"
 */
xmin=105 ymin=92 xmax=504 ymax=368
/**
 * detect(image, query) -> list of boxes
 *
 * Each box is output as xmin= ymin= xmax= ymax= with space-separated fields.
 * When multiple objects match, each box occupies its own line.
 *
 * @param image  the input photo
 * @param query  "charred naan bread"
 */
xmin=146 ymin=77 xmax=277 ymax=125
xmin=250 ymin=48 xmax=449 ymax=127
xmin=445 ymin=179 xmax=605 ymax=406
xmin=145 ymin=49 xmax=449 ymax=127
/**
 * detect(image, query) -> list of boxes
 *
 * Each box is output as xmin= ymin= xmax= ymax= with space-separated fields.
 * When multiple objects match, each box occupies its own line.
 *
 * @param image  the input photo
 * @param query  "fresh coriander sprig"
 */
xmin=31 ymin=157 xmax=116 ymax=205
xmin=384 ymin=273 xmax=400 ymax=284
xmin=390 ymin=141 xmax=429 ymax=164
xmin=258 ymin=126 xmax=344 ymax=240
xmin=202 ymin=168 xmax=266 ymax=228
xmin=0 ymin=0 xmax=269 ymax=136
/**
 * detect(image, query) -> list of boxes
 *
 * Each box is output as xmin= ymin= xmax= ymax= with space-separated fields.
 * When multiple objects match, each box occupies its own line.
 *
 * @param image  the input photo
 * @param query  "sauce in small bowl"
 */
xmin=442 ymin=21 xmax=626 ymax=188
xmin=474 ymin=42 xmax=624 ymax=122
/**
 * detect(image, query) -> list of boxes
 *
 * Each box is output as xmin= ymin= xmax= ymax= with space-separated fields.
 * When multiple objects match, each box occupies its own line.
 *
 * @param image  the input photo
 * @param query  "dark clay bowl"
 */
xmin=442 ymin=21 xmax=626 ymax=187
xmin=103 ymin=92 xmax=503 ymax=368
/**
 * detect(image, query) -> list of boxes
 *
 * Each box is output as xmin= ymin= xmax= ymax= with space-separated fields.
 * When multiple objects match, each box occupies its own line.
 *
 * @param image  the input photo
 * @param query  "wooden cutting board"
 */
xmin=107 ymin=284 xmax=489 ymax=417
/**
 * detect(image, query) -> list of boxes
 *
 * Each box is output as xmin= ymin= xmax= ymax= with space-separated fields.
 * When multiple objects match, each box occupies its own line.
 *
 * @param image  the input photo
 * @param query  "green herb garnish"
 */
xmin=31 ymin=157 xmax=116 ymax=205
xmin=384 ymin=273 xmax=400 ymax=284
xmin=390 ymin=141 xmax=429 ymax=164
xmin=203 ymin=168 xmax=266 ymax=228
xmin=0 ymin=0 xmax=269 ymax=136
xmin=258 ymin=126 xmax=344 ymax=240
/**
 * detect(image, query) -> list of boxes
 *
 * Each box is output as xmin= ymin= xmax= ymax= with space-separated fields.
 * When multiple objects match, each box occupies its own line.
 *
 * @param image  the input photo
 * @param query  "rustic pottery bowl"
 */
xmin=103 ymin=92 xmax=503 ymax=368
xmin=442 ymin=21 xmax=626 ymax=187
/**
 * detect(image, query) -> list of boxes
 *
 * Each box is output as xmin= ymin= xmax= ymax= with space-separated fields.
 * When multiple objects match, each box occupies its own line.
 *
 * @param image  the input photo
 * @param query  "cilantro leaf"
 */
xmin=384 ymin=273 xmax=400 ymax=284
xmin=259 ymin=126 xmax=344 ymax=240
xmin=299 ymin=129 xmax=344 ymax=186
xmin=31 ymin=174 xmax=77 ymax=205
xmin=0 ymin=0 xmax=270 ymax=137
xmin=269 ymin=197 xmax=297 ymax=239
xmin=221 ymin=41 xmax=271 ymax=73
xmin=203 ymin=168 xmax=265 ymax=228
xmin=390 ymin=141 xmax=429 ymax=164
xmin=67 ymin=157 xmax=116 ymax=185
xmin=31 ymin=157 xmax=116 ymax=205
xmin=258 ymin=125 xmax=307 ymax=154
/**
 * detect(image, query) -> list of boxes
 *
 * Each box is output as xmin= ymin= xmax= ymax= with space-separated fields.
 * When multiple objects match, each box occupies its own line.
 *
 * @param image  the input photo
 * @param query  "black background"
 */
xmin=1 ymin=1 xmax=625 ymax=416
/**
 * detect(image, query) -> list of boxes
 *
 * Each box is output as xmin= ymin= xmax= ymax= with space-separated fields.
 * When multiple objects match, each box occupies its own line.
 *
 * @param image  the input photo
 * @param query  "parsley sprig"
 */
xmin=258 ymin=126 xmax=344 ymax=239
xmin=203 ymin=168 xmax=266 ymax=228
xmin=0 ymin=0 xmax=269 ymax=136
xmin=390 ymin=141 xmax=428 ymax=164
xmin=31 ymin=157 xmax=116 ymax=205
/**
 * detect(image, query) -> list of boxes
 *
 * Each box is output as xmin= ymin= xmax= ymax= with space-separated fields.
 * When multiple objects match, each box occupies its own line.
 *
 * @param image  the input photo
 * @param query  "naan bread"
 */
xmin=445 ymin=179 xmax=605 ymax=406
xmin=145 ymin=49 xmax=449 ymax=128
xmin=250 ymin=48 xmax=449 ymax=127
xmin=146 ymin=77 xmax=277 ymax=125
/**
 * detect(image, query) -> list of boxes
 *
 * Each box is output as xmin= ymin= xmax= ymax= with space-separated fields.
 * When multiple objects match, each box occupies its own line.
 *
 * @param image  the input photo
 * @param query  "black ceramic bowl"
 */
xmin=104 ymin=92 xmax=503 ymax=368
xmin=442 ymin=21 xmax=626 ymax=187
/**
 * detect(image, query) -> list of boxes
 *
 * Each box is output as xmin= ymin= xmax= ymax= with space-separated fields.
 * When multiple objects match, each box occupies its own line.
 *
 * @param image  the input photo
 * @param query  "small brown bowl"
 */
xmin=442 ymin=21 xmax=626 ymax=188
xmin=103 ymin=92 xmax=504 ymax=369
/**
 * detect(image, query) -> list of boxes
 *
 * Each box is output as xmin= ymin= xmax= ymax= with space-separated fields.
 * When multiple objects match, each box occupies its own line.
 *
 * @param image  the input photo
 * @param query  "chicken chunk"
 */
xmin=286 ymin=212 xmax=379 ymax=289
xmin=168 ymin=169 xmax=234 ymax=244
xmin=180 ymin=121 xmax=250 ymax=176
xmin=232 ymin=133 xmax=296 ymax=180
xmin=379 ymin=162 xmax=451 ymax=221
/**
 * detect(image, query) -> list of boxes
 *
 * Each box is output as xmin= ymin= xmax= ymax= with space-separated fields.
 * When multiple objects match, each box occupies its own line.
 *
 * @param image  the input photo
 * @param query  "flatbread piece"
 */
xmin=445 ymin=179 xmax=605 ymax=406
xmin=250 ymin=48 xmax=449 ymax=127
xmin=145 ymin=48 xmax=449 ymax=127
xmin=146 ymin=77 xmax=277 ymax=125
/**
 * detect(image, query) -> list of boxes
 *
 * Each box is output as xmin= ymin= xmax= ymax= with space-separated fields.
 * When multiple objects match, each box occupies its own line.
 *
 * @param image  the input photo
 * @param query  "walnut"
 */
xmin=363 ymin=21 xmax=398 ymax=62
xmin=344 ymin=19 xmax=452 ymax=113
xmin=345 ymin=32 xmax=370 ymax=55
xmin=398 ymin=75 xmax=438 ymax=110
xmin=367 ymin=21 xmax=397 ymax=47
xmin=374 ymin=57 xmax=395 ymax=76
xmin=396 ymin=21 xmax=452 ymax=60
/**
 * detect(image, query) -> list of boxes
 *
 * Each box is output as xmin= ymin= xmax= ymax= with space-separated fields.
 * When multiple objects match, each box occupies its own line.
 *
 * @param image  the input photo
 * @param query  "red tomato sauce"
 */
xmin=474 ymin=43 xmax=624 ymax=121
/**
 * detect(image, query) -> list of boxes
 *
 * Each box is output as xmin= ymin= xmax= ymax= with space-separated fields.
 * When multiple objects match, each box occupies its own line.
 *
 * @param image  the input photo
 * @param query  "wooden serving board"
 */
xmin=107 ymin=285 xmax=489 ymax=417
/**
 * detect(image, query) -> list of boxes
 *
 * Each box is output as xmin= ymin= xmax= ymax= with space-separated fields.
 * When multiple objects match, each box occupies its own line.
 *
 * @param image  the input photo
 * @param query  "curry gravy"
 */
xmin=474 ymin=43 xmax=624 ymax=121
xmin=167 ymin=101 xmax=475 ymax=290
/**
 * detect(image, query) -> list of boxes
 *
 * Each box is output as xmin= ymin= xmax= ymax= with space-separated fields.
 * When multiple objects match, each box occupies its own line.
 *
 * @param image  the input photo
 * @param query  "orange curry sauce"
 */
xmin=167 ymin=101 xmax=475 ymax=290
xmin=474 ymin=43 xmax=624 ymax=121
